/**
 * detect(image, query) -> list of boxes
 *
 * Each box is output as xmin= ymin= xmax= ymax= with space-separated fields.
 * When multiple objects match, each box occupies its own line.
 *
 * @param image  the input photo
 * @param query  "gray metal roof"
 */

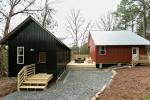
xmin=90 ymin=31 xmax=150 ymax=45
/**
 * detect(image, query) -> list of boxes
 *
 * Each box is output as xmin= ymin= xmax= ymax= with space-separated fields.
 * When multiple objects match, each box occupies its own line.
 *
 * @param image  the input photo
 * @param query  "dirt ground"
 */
xmin=0 ymin=77 xmax=17 ymax=98
xmin=99 ymin=66 xmax=150 ymax=100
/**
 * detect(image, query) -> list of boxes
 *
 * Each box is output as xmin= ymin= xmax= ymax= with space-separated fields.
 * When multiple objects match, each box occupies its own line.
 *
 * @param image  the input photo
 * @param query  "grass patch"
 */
xmin=144 ymin=95 xmax=150 ymax=100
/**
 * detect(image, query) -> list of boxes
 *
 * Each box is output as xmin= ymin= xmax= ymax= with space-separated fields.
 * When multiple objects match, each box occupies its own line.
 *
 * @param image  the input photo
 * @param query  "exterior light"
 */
xmin=30 ymin=48 xmax=34 ymax=52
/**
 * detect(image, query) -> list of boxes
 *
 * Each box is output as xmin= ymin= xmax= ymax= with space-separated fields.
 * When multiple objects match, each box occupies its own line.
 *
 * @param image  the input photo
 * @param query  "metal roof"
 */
xmin=90 ymin=31 xmax=150 ymax=45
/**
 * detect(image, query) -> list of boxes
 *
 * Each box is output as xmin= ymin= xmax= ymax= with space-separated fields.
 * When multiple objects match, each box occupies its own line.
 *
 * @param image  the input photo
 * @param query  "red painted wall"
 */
xmin=95 ymin=46 xmax=146 ymax=63
xmin=88 ymin=34 xmax=96 ymax=61
xmin=88 ymin=34 xmax=146 ymax=64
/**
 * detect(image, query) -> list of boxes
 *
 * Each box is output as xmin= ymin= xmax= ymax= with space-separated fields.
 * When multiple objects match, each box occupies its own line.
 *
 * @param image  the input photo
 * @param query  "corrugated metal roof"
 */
xmin=90 ymin=31 xmax=150 ymax=45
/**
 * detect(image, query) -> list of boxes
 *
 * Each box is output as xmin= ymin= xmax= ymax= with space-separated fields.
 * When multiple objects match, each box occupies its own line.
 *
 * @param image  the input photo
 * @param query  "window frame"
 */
xmin=38 ymin=52 xmax=47 ymax=63
xmin=99 ymin=46 xmax=106 ymax=55
xmin=17 ymin=47 xmax=24 ymax=64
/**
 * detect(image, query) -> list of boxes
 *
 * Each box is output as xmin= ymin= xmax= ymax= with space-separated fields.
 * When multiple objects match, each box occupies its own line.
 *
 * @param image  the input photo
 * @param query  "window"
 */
xmin=17 ymin=47 xmax=24 ymax=64
xmin=38 ymin=52 xmax=46 ymax=63
xmin=99 ymin=46 xmax=106 ymax=55
xmin=133 ymin=48 xmax=136 ymax=54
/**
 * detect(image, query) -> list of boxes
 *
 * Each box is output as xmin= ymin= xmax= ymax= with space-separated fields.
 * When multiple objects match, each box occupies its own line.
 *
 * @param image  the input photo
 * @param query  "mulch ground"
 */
xmin=99 ymin=66 xmax=150 ymax=100
xmin=0 ymin=77 xmax=17 ymax=98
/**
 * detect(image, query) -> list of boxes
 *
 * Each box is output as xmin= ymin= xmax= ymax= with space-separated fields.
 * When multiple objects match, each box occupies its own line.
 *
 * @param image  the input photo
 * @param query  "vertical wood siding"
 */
xmin=8 ymin=20 xmax=70 ymax=77
xmin=95 ymin=46 xmax=146 ymax=63
xmin=88 ymin=35 xmax=96 ymax=61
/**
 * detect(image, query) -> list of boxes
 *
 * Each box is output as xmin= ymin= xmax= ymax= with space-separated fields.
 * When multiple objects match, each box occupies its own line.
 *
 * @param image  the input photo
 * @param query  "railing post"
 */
xmin=132 ymin=58 xmax=134 ymax=67
xmin=33 ymin=64 xmax=35 ymax=74
xmin=24 ymin=66 xmax=27 ymax=79
xmin=17 ymin=74 xmax=20 ymax=91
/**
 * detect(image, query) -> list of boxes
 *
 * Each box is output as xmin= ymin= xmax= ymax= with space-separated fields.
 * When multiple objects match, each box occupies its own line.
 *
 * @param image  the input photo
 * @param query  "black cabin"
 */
xmin=0 ymin=16 xmax=71 ymax=78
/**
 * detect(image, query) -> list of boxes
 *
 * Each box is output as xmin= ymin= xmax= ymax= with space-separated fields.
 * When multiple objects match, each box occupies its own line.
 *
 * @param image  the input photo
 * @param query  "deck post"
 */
xmin=117 ymin=63 xmax=121 ymax=66
xmin=99 ymin=63 xmax=103 ymax=69
xmin=131 ymin=59 xmax=134 ymax=67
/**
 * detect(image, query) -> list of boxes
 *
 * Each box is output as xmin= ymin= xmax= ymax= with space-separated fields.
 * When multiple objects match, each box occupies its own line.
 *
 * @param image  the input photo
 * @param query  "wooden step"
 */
xmin=19 ymin=85 xmax=46 ymax=89
xmin=27 ymin=74 xmax=53 ymax=81
xmin=23 ymin=80 xmax=47 ymax=85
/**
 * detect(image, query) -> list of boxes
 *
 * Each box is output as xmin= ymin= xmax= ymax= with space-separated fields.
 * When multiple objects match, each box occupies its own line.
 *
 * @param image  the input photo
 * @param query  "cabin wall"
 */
xmin=88 ymin=35 xmax=96 ymax=61
xmin=95 ymin=45 xmax=146 ymax=64
xmin=56 ymin=42 xmax=70 ymax=77
xmin=8 ymin=21 xmax=58 ymax=77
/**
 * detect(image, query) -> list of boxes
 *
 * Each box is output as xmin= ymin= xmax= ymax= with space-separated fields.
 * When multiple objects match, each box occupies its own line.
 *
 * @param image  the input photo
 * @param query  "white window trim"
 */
xmin=99 ymin=46 xmax=106 ymax=55
xmin=17 ymin=47 xmax=24 ymax=64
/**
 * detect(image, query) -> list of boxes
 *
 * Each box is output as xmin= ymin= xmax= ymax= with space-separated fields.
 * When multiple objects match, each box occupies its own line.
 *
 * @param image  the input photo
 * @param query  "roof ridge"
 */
xmin=0 ymin=16 xmax=70 ymax=49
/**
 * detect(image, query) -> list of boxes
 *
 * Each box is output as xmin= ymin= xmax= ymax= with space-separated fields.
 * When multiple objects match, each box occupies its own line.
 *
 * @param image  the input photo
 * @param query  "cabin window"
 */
xmin=99 ymin=46 xmax=106 ymax=55
xmin=17 ymin=47 xmax=24 ymax=64
xmin=133 ymin=48 xmax=136 ymax=54
xmin=38 ymin=52 xmax=46 ymax=63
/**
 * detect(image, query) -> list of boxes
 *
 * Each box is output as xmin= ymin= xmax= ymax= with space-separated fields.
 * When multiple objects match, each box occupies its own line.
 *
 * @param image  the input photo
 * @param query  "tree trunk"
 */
xmin=4 ymin=8 xmax=13 ymax=36
xmin=125 ymin=23 xmax=127 ymax=30
xmin=42 ymin=0 xmax=48 ymax=27
xmin=143 ymin=10 xmax=147 ymax=38
xmin=4 ymin=17 xmax=11 ymax=36
xmin=143 ymin=0 xmax=147 ymax=38
xmin=131 ymin=15 xmax=134 ymax=32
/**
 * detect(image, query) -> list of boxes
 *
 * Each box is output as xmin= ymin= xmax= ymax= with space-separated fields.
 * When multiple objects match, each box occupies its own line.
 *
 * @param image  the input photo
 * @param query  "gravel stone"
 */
xmin=4 ymin=71 xmax=112 ymax=100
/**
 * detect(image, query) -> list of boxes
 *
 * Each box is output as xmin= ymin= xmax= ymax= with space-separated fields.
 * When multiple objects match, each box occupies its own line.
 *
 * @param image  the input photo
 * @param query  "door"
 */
xmin=36 ymin=51 xmax=47 ymax=73
xmin=132 ymin=47 xmax=139 ymax=61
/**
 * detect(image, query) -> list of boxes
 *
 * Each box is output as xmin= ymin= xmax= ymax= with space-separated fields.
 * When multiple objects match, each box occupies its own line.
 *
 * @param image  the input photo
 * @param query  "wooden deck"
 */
xmin=67 ymin=58 xmax=96 ymax=70
xmin=17 ymin=64 xmax=53 ymax=91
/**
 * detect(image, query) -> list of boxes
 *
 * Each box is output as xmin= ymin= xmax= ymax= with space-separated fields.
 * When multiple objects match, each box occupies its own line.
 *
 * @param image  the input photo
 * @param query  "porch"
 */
xmin=132 ymin=54 xmax=150 ymax=66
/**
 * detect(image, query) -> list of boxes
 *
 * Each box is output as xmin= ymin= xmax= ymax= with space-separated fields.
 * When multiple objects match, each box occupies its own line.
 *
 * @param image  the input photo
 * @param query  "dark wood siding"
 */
xmin=56 ymin=42 xmax=70 ymax=77
xmin=8 ymin=20 xmax=70 ymax=77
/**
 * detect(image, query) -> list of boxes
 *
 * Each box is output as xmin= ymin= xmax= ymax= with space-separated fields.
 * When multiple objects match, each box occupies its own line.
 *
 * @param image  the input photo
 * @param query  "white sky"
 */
xmin=0 ymin=0 xmax=121 ymax=46
xmin=53 ymin=0 xmax=121 ymax=46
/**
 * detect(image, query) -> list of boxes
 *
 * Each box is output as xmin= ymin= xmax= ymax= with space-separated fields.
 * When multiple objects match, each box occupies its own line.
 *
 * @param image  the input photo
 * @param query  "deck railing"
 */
xmin=17 ymin=64 xmax=35 ymax=91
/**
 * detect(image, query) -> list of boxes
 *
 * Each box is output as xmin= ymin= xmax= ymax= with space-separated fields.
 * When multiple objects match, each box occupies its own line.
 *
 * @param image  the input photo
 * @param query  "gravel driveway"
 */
xmin=4 ymin=71 xmax=112 ymax=100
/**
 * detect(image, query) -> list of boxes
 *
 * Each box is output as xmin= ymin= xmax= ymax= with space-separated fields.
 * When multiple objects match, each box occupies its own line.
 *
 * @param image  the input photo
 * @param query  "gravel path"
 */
xmin=4 ymin=71 xmax=112 ymax=100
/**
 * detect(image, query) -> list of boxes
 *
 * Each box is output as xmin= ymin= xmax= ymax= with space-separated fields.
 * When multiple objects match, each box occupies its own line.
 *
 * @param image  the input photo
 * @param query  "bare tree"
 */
xmin=36 ymin=0 xmax=57 ymax=29
xmin=96 ymin=12 xmax=117 ymax=31
xmin=0 ymin=0 xmax=41 ymax=36
xmin=0 ymin=0 xmax=41 ymax=76
xmin=66 ymin=9 xmax=90 ymax=54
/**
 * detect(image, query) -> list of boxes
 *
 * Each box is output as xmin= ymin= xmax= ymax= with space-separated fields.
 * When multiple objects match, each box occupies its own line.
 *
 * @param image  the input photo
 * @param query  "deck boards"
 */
xmin=20 ymin=86 xmax=46 ymax=89
xmin=27 ymin=74 xmax=53 ymax=80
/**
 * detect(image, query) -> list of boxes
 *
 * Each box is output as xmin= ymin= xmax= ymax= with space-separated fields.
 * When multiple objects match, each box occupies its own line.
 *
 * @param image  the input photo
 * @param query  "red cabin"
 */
xmin=88 ymin=31 xmax=150 ymax=68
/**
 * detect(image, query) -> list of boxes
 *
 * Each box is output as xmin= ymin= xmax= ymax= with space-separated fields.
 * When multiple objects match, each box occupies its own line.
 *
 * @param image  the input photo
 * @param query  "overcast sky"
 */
xmin=54 ymin=0 xmax=121 ymax=46
xmin=1 ymin=0 xmax=121 ymax=46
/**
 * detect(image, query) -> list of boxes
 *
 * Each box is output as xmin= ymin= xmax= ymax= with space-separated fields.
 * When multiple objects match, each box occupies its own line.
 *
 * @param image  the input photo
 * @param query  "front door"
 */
xmin=132 ymin=47 xmax=139 ymax=61
xmin=36 ymin=51 xmax=47 ymax=73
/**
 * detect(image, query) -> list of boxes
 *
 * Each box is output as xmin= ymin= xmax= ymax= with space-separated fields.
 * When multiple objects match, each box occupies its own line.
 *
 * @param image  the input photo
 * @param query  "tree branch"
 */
xmin=12 ymin=0 xmax=41 ymax=16
xmin=0 ymin=11 xmax=8 ymax=18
